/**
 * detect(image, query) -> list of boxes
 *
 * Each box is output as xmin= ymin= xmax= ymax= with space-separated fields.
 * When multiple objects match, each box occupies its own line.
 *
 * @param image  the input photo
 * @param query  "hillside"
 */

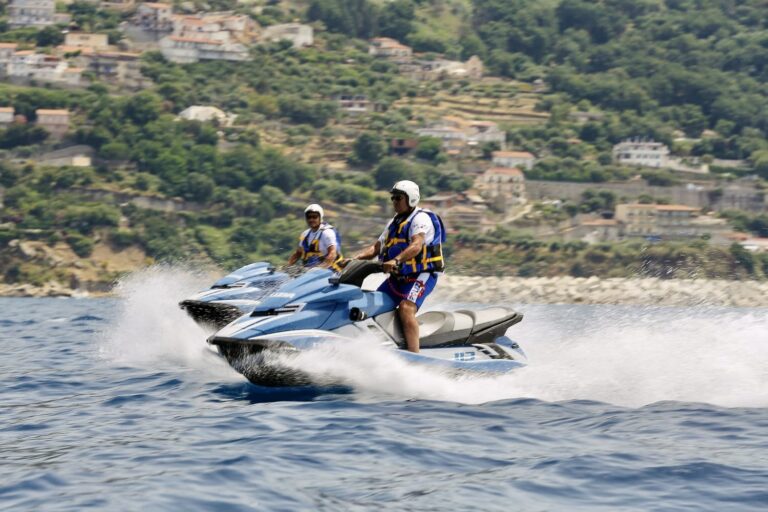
xmin=1 ymin=0 xmax=768 ymax=294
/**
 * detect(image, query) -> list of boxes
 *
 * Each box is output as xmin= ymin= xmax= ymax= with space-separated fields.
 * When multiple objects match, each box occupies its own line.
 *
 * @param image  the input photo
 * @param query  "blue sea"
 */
xmin=2 ymin=268 xmax=768 ymax=511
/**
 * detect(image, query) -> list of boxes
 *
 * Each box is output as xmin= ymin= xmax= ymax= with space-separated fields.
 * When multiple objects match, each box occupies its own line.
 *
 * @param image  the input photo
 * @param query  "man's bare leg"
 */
xmin=398 ymin=300 xmax=420 ymax=353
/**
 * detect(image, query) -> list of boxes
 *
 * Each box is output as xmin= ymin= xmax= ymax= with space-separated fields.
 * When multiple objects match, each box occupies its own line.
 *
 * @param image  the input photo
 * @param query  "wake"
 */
xmin=101 ymin=266 xmax=768 ymax=408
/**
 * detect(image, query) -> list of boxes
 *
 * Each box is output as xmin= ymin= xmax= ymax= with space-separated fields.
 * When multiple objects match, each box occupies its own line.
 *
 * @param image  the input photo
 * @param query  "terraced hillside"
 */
xmin=394 ymin=88 xmax=549 ymax=125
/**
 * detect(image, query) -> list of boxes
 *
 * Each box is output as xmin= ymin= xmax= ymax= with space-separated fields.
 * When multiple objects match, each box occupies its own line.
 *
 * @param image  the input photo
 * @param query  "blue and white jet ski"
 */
xmin=179 ymin=262 xmax=292 ymax=329
xmin=188 ymin=260 xmax=526 ymax=387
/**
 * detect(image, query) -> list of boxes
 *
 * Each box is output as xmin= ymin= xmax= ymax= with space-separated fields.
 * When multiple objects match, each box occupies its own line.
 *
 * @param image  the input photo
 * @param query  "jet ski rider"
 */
xmin=287 ymin=203 xmax=344 ymax=272
xmin=353 ymin=180 xmax=446 ymax=353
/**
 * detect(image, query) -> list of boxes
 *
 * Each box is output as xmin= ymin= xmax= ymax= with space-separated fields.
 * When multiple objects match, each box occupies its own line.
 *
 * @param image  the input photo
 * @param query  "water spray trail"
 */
xmin=98 ymin=265 xmax=236 ymax=378
xmin=279 ymin=305 xmax=768 ymax=408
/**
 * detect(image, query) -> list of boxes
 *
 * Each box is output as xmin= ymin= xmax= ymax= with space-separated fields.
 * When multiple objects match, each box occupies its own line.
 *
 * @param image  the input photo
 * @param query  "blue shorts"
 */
xmin=378 ymin=272 xmax=438 ymax=310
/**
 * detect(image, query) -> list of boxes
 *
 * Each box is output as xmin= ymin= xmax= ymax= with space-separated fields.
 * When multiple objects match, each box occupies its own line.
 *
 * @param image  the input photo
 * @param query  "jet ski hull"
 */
xmin=209 ymin=330 xmax=526 ymax=387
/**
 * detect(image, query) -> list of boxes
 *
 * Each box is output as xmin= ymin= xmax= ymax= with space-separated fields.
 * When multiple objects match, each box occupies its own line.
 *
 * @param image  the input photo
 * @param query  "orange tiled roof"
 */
xmin=485 ymin=166 xmax=523 ymax=176
xmin=492 ymin=150 xmax=535 ymax=159
xmin=36 ymin=109 xmax=70 ymax=116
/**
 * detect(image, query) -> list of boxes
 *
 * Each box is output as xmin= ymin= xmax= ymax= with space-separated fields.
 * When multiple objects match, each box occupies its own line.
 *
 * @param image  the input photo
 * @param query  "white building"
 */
xmin=83 ymin=51 xmax=149 ymax=89
xmin=492 ymin=150 xmax=536 ymax=170
xmin=171 ymin=12 xmax=257 ymax=43
xmin=160 ymin=36 xmax=249 ymax=63
xmin=262 ymin=23 xmax=313 ymax=47
xmin=476 ymin=167 xmax=526 ymax=204
xmin=177 ymin=105 xmax=234 ymax=126
xmin=416 ymin=118 xmax=506 ymax=154
xmin=400 ymin=56 xmax=484 ymax=81
xmin=64 ymin=33 xmax=110 ymax=51
xmin=0 ymin=43 xmax=19 ymax=75
xmin=134 ymin=2 xmax=174 ymax=32
xmin=159 ymin=12 xmax=257 ymax=63
xmin=368 ymin=37 xmax=412 ymax=59
xmin=36 ymin=109 xmax=70 ymax=138
xmin=8 ymin=0 xmax=55 ymax=28
xmin=0 ymin=107 xmax=15 ymax=128
xmin=615 ymin=203 xmax=701 ymax=237
xmin=4 ymin=50 xmax=83 ymax=86
xmin=613 ymin=139 xmax=670 ymax=168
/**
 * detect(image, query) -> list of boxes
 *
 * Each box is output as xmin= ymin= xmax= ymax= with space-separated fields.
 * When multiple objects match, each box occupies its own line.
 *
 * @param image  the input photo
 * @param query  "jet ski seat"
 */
xmin=374 ymin=307 xmax=523 ymax=349
xmin=417 ymin=311 xmax=474 ymax=348
xmin=457 ymin=307 xmax=523 ymax=344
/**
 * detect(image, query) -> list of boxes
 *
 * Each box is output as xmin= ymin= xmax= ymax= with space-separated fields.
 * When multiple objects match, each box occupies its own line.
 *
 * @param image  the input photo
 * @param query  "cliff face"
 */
xmin=0 ymin=237 xmax=147 ymax=297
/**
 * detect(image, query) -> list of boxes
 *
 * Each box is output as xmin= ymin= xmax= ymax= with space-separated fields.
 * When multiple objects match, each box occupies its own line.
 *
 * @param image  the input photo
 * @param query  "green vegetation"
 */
xmin=451 ymin=235 xmax=768 ymax=280
xmin=1 ymin=0 xmax=768 ymax=289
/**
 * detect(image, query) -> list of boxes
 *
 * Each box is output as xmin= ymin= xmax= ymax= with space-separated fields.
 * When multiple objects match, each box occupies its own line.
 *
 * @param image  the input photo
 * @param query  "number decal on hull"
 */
xmin=453 ymin=351 xmax=476 ymax=361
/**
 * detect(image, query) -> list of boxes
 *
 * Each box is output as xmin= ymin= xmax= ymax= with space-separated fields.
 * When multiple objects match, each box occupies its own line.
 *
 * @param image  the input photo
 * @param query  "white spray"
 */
xmin=99 ymin=265 xmax=238 ymax=380
xmin=101 ymin=267 xmax=768 ymax=408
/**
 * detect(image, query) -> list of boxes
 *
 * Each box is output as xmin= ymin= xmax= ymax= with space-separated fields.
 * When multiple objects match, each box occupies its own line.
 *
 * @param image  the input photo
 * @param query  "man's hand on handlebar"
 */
xmin=382 ymin=259 xmax=398 ymax=274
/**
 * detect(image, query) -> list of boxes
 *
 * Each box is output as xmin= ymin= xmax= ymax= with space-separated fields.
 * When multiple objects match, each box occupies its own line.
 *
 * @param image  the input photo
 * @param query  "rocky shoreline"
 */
xmin=2 ymin=275 xmax=768 ymax=307
xmin=435 ymin=275 xmax=768 ymax=307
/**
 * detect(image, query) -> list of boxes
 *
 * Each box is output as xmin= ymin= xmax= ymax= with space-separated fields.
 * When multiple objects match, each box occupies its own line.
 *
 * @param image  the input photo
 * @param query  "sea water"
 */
xmin=1 ymin=267 xmax=767 ymax=511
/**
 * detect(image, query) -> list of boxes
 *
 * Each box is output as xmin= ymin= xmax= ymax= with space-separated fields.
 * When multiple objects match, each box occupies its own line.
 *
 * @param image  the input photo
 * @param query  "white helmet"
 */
xmin=391 ymin=180 xmax=420 ymax=207
xmin=304 ymin=203 xmax=324 ymax=221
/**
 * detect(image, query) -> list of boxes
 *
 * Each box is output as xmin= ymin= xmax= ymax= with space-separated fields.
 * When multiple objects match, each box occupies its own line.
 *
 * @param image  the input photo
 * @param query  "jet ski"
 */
xmin=193 ymin=260 xmax=526 ymax=387
xmin=179 ymin=262 xmax=292 ymax=329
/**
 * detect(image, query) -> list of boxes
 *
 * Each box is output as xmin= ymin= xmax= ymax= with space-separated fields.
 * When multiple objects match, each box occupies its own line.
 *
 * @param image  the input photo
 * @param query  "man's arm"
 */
xmin=382 ymin=233 xmax=425 ymax=274
xmin=321 ymin=245 xmax=338 ymax=267
xmin=353 ymin=240 xmax=381 ymax=260
xmin=287 ymin=247 xmax=302 ymax=265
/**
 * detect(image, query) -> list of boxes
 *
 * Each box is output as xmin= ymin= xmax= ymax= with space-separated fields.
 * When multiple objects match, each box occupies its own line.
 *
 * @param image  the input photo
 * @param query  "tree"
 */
xmin=374 ymin=157 xmax=412 ymax=188
xmin=0 ymin=125 xmax=49 ymax=149
xmin=351 ymin=133 xmax=386 ymax=166
xmin=124 ymin=92 xmax=163 ymax=125
xmin=414 ymin=137 xmax=442 ymax=162
xmin=36 ymin=26 xmax=64 ymax=47
xmin=378 ymin=0 xmax=415 ymax=41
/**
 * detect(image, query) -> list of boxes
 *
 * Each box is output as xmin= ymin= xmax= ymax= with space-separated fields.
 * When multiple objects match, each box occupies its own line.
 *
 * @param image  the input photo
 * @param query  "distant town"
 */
xmin=0 ymin=0 xmax=767 ymax=294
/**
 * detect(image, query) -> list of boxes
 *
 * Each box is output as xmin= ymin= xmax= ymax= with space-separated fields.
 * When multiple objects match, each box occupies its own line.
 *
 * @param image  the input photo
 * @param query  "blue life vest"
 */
xmin=381 ymin=208 xmax=446 ymax=275
xmin=300 ymin=223 xmax=344 ymax=271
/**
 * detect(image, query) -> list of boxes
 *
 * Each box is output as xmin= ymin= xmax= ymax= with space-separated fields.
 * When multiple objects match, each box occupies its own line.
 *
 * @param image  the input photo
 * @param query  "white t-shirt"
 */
xmin=299 ymin=227 xmax=337 ymax=255
xmin=378 ymin=210 xmax=435 ymax=247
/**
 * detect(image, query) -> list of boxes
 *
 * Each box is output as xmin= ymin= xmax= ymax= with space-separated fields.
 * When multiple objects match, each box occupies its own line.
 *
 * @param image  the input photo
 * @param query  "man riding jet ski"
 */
xmin=286 ymin=203 xmax=345 ymax=272
xmin=205 ymin=260 xmax=526 ymax=387
xmin=353 ymin=180 xmax=445 ymax=353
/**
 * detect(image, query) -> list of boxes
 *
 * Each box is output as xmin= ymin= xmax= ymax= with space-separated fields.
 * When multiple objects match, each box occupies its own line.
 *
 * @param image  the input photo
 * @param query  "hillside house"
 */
xmin=262 ymin=23 xmax=313 ymax=47
xmin=5 ymin=51 xmax=82 ymax=86
xmin=36 ymin=109 xmax=70 ymax=138
xmin=368 ymin=38 xmax=412 ymax=59
xmin=416 ymin=125 xmax=466 ymax=153
xmin=400 ymin=56 xmax=483 ymax=81
xmin=83 ymin=51 xmax=148 ymax=89
xmin=390 ymin=137 xmax=418 ymax=156
xmin=177 ymin=105 xmax=234 ymax=126
xmin=417 ymin=118 xmax=505 ymax=154
xmin=135 ymin=3 xmax=173 ymax=32
xmin=476 ymin=167 xmax=526 ymax=205
xmin=564 ymin=218 xmax=621 ymax=243
xmin=492 ymin=150 xmax=535 ymax=170
xmin=0 ymin=43 xmax=19 ymax=75
xmin=0 ymin=107 xmax=14 ymax=128
xmin=159 ymin=12 xmax=257 ymax=63
xmin=8 ymin=0 xmax=55 ymax=27
xmin=615 ymin=203 xmax=701 ymax=237
xmin=64 ymin=33 xmax=110 ymax=51
xmin=613 ymin=139 xmax=670 ymax=168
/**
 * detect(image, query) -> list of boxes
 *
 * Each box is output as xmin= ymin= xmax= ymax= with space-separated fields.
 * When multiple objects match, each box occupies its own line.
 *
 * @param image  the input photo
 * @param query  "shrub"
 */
xmin=66 ymin=234 xmax=95 ymax=257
